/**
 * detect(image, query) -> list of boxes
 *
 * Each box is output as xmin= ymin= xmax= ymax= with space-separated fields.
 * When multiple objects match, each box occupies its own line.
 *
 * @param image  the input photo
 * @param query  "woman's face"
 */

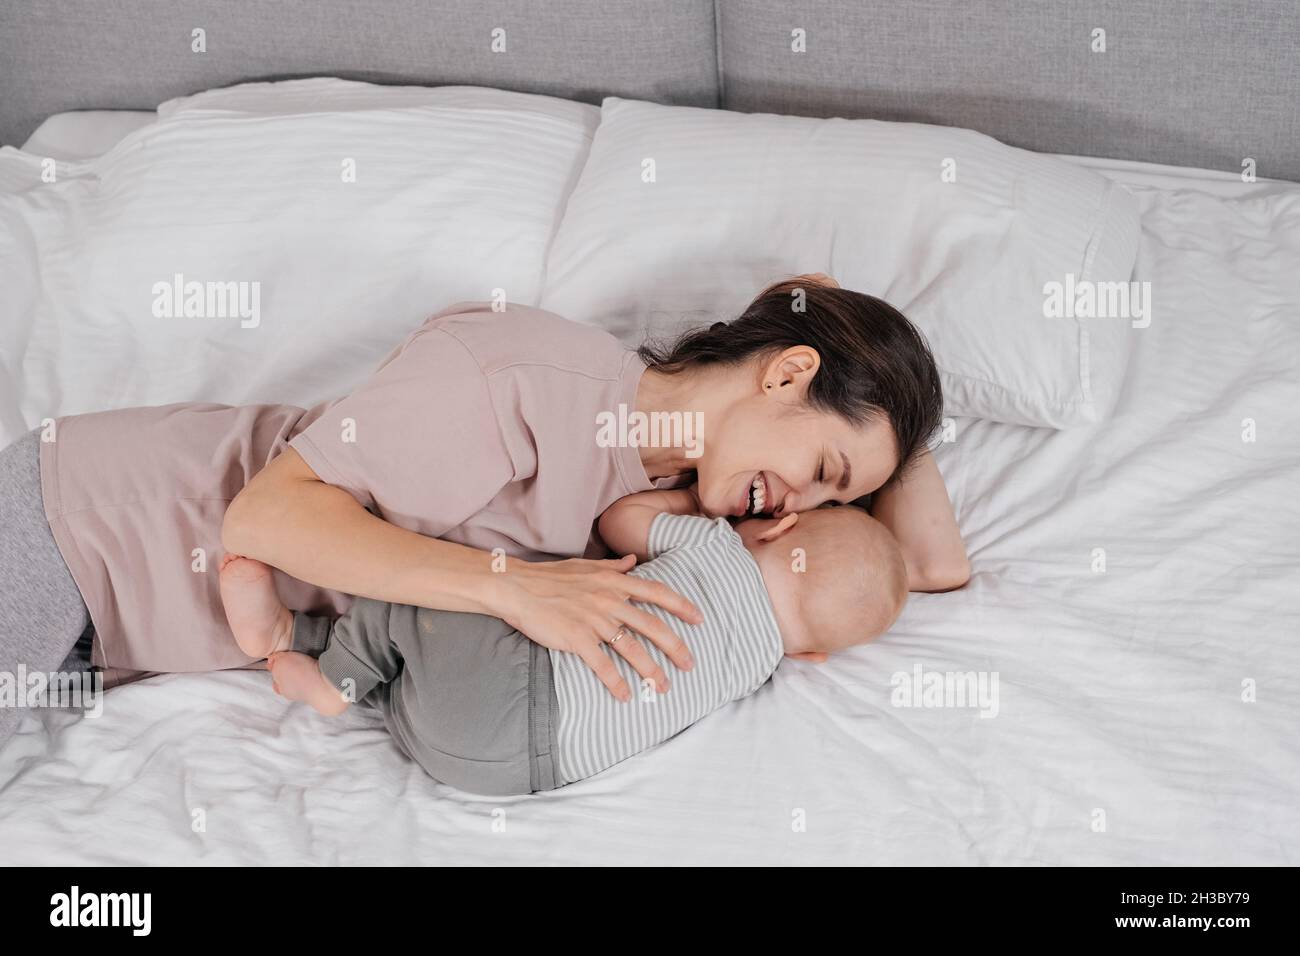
xmin=692 ymin=363 xmax=900 ymax=519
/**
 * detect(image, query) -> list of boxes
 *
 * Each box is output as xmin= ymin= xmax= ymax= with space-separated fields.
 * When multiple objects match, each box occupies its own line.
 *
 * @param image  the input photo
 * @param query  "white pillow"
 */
xmin=156 ymin=76 xmax=594 ymax=124
xmin=19 ymin=110 xmax=156 ymax=162
xmin=541 ymin=97 xmax=1142 ymax=428
xmin=0 ymin=81 xmax=597 ymax=437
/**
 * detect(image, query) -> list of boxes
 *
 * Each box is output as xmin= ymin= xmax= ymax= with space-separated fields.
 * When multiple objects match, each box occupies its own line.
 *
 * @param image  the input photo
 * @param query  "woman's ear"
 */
xmin=760 ymin=346 xmax=821 ymax=399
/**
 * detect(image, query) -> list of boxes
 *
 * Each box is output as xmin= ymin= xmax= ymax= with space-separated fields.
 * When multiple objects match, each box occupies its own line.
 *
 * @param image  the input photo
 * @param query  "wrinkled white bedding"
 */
xmin=1 ymin=116 xmax=1297 ymax=864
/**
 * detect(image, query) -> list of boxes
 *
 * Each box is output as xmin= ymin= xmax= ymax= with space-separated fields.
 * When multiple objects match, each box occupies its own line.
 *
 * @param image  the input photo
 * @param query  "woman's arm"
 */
xmin=223 ymin=448 xmax=701 ymax=700
xmin=224 ymin=448 xmax=503 ymax=613
xmin=868 ymin=450 xmax=970 ymax=592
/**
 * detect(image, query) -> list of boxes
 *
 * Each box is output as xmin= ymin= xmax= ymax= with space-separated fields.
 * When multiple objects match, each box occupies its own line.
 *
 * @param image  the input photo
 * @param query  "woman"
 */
xmin=0 ymin=275 xmax=967 ymax=746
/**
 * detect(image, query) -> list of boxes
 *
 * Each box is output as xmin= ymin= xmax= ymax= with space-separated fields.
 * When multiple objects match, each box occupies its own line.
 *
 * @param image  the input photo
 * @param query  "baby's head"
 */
xmin=735 ymin=506 xmax=907 ymax=662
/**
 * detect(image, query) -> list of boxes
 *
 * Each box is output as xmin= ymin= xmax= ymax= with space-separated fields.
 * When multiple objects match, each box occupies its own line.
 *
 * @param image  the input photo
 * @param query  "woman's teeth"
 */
xmin=749 ymin=474 xmax=767 ymax=515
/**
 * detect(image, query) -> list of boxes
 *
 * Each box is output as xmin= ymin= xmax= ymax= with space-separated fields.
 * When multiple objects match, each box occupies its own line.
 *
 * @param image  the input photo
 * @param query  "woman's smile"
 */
xmin=738 ymin=470 xmax=776 ymax=517
xmin=749 ymin=471 xmax=768 ymax=515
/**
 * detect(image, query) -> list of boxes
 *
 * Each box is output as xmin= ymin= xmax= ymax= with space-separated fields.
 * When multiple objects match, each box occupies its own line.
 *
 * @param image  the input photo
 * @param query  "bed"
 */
xmin=1 ymin=0 xmax=1297 ymax=866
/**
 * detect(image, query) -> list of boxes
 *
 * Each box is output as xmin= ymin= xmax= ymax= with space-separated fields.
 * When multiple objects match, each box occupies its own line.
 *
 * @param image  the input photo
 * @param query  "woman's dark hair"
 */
xmin=637 ymin=278 xmax=943 ymax=486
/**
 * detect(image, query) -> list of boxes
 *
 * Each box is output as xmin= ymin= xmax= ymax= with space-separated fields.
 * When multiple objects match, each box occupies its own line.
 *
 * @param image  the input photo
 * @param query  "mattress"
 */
xmin=1 ymin=113 xmax=1297 ymax=865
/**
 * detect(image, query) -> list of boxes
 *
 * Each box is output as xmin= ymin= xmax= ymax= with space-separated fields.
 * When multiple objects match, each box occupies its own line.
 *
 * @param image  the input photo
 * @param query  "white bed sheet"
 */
xmin=1 ymin=116 xmax=1297 ymax=865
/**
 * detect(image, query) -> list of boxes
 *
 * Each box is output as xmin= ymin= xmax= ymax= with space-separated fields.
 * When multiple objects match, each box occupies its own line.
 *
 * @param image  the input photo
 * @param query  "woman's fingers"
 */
xmin=612 ymin=603 xmax=692 ymax=677
xmin=604 ymin=619 xmax=670 ymax=693
xmin=610 ymin=576 xmax=700 ymax=673
xmin=575 ymin=641 xmax=632 ymax=702
xmin=498 ymin=556 xmax=700 ymax=697
xmin=623 ymin=575 xmax=703 ymax=626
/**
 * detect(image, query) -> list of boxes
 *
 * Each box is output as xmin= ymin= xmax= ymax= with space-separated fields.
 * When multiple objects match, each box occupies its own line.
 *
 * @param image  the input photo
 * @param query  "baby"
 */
xmin=219 ymin=489 xmax=908 ymax=795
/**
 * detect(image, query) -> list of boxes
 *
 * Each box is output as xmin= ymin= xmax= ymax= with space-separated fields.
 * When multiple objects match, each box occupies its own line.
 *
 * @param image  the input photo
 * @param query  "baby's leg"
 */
xmin=218 ymin=554 xmax=294 ymax=658
xmin=295 ymin=598 xmax=407 ymax=707
xmin=222 ymin=552 xmax=409 ymax=719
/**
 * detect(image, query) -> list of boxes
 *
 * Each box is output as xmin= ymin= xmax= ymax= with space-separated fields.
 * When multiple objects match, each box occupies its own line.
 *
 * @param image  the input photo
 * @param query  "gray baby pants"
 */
xmin=292 ymin=600 xmax=560 ymax=796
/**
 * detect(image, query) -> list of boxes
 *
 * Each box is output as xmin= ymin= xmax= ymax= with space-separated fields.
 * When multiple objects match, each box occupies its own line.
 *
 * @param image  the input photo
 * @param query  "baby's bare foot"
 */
xmin=268 ymin=652 xmax=350 ymax=716
xmin=219 ymin=555 xmax=294 ymax=659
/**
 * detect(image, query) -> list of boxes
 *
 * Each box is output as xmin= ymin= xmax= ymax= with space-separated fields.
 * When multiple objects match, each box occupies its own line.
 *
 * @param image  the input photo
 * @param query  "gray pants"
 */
xmin=0 ymin=429 xmax=94 ymax=747
xmin=292 ymin=600 xmax=561 ymax=796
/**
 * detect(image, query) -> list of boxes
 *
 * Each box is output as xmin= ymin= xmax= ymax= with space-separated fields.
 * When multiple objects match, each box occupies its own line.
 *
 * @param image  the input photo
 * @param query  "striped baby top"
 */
xmin=548 ymin=513 xmax=785 ymax=784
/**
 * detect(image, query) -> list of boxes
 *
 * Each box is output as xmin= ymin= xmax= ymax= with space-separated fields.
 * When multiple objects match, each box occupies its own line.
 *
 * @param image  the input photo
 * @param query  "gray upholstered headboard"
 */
xmin=2 ymin=0 xmax=1298 ymax=181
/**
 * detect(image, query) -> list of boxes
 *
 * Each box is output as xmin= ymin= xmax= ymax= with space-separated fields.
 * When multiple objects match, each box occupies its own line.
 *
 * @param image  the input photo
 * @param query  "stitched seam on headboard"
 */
xmin=713 ymin=0 xmax=725 ymax=108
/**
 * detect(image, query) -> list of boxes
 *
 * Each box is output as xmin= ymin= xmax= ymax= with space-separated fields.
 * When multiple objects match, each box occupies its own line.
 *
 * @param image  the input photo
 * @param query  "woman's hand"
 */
xmin=227 ymin=450 xmax=702 ymax=702
xmin=493 ymin=555 xmax=701 ymax=701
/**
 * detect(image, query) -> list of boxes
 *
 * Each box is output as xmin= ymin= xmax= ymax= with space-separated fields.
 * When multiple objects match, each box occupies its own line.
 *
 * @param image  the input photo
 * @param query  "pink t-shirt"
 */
xmin=40 ymin=303 xmax=664 ymax=678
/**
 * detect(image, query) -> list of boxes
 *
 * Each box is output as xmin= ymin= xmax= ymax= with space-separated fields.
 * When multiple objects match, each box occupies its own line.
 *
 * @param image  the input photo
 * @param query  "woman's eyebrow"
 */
xmin=838 ymin=451 xmax=852 ymax=492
